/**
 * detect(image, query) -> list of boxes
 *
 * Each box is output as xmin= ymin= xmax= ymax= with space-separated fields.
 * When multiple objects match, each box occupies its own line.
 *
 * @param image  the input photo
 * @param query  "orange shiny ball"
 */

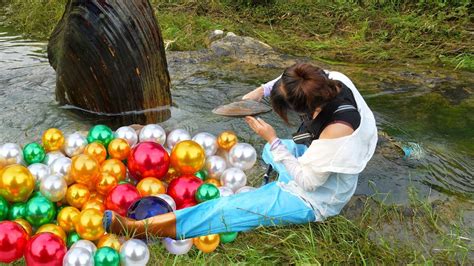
xmin=101 ymin=159 xmax=127 ymax=182
xmin=217 ymin=131 xmax=238 ymax=151
xmin=66 ymin=184 xmax=91 ymax=209
xmin=36 ymin=224 xmax=67 ymax=243
xmin=205 ymin=178 xmax=222 ymax=187
xmin=97 ymin=234 xmax=123 ymax=252
xmin=82 ymin=198 xmax=105 ymax=213
xmin=75 ymin=209 xmax=105 ymax=241
xmin=57 ymin=206 xmax=80 ymax=233
xmin=42 ymin=128 xmax=65 ymax=152
xmin=70 ymin=154 xmax=100 ymax=187
xmin=89 ymin=192 xmax=105 ymax=203
xmin=136 ymin=177 xmax=166 ymax=197
xmin=108 ymin=138 xmax=131 ymax=161
xmin=170 ymin=140 xmax=205 ymax=175
xmin=96 ymin=172 xmax=118 ymax=195
xmin=193 ymin=234 xmax=220 ymax=253
xmin=84 ymin=143 xmax=107 ymax=164
xmin=14 ymin=218 xmax=33 ymax=236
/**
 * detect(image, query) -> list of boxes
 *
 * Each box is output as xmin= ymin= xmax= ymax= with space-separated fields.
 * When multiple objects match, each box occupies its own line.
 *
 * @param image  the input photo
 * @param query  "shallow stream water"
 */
xmin=0 ymin=21 xmax=473 ymax=208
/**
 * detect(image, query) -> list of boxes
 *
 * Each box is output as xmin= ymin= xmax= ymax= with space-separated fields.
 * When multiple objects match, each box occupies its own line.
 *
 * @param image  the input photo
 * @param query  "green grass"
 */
xmin=3 ymin=0 xmax=473 ymax=71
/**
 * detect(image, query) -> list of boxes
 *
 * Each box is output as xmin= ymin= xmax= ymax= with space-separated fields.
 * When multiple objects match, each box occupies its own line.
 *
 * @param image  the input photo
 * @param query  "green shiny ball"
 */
xmin=195 ymin=183 xmax=220 ymax=203
xmin=8 ymin=202 xmax=26 ymax=220
xmin=67 ymin=231 xmax=82 ymax=248
xmin=30 ymin=191 xmax=43 ymax=199
xmin=0 ymin=196 xmax=9 ymax=221
xmin=87 ymin=125 xmax=114 ymax=146
xmin=195 ymin=170 xmax=208 ymax=180
xmin=220 ymin=231 xmax=238 ymax=244
xmin=24 ymin=195 xmax=56 ymax=227
xmin=23 ymin=142 xmax=46 ymax=165
xmin=94 ymin=247 xmax=120 ymax=266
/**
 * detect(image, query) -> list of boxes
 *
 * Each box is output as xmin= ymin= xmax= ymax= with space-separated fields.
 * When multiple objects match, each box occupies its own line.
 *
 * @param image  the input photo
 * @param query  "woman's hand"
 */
xmin=245 ymin=116 xmax=277 ymax=143
xmin=242 ymin=87 xmax=264 ymax=101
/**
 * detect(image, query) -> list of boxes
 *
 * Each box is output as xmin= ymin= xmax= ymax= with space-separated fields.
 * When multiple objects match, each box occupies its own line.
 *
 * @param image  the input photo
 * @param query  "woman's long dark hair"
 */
xmin=270 ymin=63 xmax=341 ymax=123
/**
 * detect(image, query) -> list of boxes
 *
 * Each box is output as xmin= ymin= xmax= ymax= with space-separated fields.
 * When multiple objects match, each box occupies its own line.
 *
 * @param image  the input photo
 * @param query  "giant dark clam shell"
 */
xmin=48 ymin=0 xmax=171 ymax=125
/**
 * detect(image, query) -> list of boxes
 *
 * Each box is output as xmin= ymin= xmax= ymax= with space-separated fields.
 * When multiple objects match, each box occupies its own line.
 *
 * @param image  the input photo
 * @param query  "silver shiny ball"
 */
xmin=71 ymin=240 xmax=97 ymax=255
xmin=64 ymin=133 xmax=88 ymax=157
xmin=192 ymin=132 xmax=218 ymax=157
xmin=166 ymin=129 xmax=191 ymax=150
xmin=139 ymin=124 xmax=166 ymax=145
xmin=236 ymin=186 xmax=257 ymax=194
xmin=28 ymin=163 xmax=51 ymax=189
xmin=120 ymin=239 xmax=150 ymax=266
xmin=162 ymin=238 xmax=193 ymax=255
xmin=40 ymin=175 xmax=67 ymax=202
xmin=0 ymin=143 xmax=23 ymax=168
xmin=220 ymin=167 xmax=247 ymax=192
xmin=218 ymin=186 xmax=234 ymax=197
xmin=229 ymin=143 xmax=257 ymax=171
xmin=154 ymin=194 xmax=177 ymax=211
xmin=115 ymin=126 xmax=139 ymax=147
xmin=50 ymin=157 xmax=73 ymax=185
xmin=63 ymin=247 xmax=94 ymax=266
xmin=205 ymin=155 xmax=227 ymax=179
xmin=43 ymin=151 xmax=66 ymax=166
xmin=50 ymin=157 xmax=71 ymax=177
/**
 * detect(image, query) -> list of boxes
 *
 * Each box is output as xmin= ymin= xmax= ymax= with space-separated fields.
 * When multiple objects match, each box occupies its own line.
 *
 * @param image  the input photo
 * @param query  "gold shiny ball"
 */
xmin=193 ymin=234 xmax=220 ymax=253
xmin=136 ymin=177 xmax=166 ymax=197
xmin=97 ymin=234 xmax=123 ymax=252
xmin=108 ymin=138 xmax=131 ymax=161
xmin=100 ymin=159 xmax=127 ymax=182
xmin=66 ymin=183 xmax=91 ymax=209
xmin=217 ymin=131 xmax=238 ymax=151
xmin=205 ymin=178 xmax=222 ymax=187
xmin=71 ymin=154 xmax=100 ymax=187
xmin=164 ymin=167 xmax=179 ymax=183
xmin=82 ymin=198 xmax=105 ymax=213
xmin=0 ymin=164 xmax=35 ymax=202
xmin=36 ymin=224 xmax=67 ymax=243
xmin=84 ymin=143 xmax=107 ymax=164
xmin=42 ymin=128 xmax=65 ymax=152
xmin=170 ymin=140 xmax=206 ymax=175
xmin=57 ymin=206 xmax=81 ymax=233
xmin=75 ymin=209 xmax=105 ymax=241
xmin=14 ymin=218 xmax=33 ymax=236
xmin=96 ymin=172 xmax=118 ymax=195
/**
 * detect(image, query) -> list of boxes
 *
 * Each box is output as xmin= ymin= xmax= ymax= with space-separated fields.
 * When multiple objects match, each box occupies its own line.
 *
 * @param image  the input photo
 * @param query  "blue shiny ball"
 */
xmin=126 ymin=196 xmax=173 ymax=220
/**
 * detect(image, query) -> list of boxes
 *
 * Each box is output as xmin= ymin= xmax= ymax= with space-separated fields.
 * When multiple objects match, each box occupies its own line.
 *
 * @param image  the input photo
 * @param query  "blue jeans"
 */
xmin=175 ymin=140 xmax=315 ymax=239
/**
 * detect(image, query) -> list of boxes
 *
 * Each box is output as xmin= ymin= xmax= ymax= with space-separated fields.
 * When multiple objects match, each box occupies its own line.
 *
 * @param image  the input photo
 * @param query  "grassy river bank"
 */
xmin=1 ymin=0 xmax=473 ymax=264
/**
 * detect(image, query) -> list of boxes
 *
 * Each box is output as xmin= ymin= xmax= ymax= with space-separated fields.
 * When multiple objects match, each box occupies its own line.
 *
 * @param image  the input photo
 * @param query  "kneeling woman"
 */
xmin=103 ymin=63 xmax=378 ymax=239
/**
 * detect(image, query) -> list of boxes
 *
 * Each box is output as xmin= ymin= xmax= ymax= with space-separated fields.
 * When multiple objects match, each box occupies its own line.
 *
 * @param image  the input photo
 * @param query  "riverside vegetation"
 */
xmin=1 ymin=0 xmax=473 ymax=264
xmin=3 ymin=0 xmax=473 ymax=71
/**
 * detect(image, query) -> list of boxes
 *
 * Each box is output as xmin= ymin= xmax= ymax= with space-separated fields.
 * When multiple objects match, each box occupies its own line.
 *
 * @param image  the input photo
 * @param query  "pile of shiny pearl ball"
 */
xmin=0 ymin=124 xmax=258 ymax=265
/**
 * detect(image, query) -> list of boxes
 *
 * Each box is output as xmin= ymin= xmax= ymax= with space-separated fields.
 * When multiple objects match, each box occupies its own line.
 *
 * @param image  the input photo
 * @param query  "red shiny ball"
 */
xmin=0 ymin=221 xmax=29 ymax=263
xmin=105 ymin=184 xmax=141 ymax=216
xmin=24 ymin=233 xmax=66 ymax=266
xmin=127 ymin=142 xmax=170 ymax=181
xmin=167 ymin=175 xmax=203 ymax=210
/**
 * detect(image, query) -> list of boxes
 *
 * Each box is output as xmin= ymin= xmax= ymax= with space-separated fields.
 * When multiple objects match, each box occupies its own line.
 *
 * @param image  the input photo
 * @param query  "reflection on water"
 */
xmin=0 ymin=23 xmax=473 ymax=203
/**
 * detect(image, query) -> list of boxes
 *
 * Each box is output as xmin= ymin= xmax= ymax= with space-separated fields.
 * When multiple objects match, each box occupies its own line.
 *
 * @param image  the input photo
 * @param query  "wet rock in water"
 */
xmin=48 ymin=0 xmax=171 ymax=125
xmin=208 ymin=31 xmax=306 ymax=68
xmin=212 ymin=100 xmax=272 ymax=117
